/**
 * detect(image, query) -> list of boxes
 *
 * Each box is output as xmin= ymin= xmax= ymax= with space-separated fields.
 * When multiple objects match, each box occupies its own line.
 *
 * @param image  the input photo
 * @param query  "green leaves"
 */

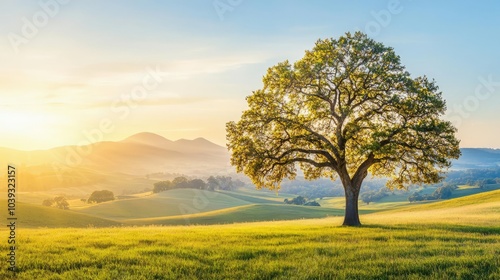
xmin=226 ymin=32 xmax=460 ymax=193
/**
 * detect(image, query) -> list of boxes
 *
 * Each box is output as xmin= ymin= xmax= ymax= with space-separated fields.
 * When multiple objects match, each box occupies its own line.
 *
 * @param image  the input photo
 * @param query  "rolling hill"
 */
xmin=6 ymin=187 xmax=500 ymax=228
xmin=75 ymin=189 xmax=259 ymax=220
xmin=0 ymin=200 xmax=118 ymax=228
xmin=0 ymin=132 xmax=231 ymax=192
xmin=364 ymin=189 xmax=500 ymax=226
xmin=0 ymin=132 xmax=230 ymax=176
xmin=122 ymin=204 xmax=350 ymax=226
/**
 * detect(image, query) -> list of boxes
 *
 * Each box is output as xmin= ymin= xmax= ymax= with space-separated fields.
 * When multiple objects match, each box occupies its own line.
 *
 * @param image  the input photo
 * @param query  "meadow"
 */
xmin=1 ymin=190 xmax=499 ymax=279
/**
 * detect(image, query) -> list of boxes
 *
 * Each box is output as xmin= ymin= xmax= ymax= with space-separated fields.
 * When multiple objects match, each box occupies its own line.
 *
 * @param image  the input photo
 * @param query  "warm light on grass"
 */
xmin=0 ymin=190 xmax=499 ymax=278
xmin=1 ymin=220 xmax=498 ymax=279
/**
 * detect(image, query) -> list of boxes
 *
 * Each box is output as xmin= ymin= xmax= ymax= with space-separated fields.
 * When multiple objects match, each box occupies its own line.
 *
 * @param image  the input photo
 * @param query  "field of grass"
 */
xmin=75 ymin=189 xmax=253 ymax=220
xmin=0 ymin=190 xmax=498 ymax=279
xmin=450 ymin=184 xmax=500 ymax=198
xmin=122 ymin=204 xmax=363 ymax=226
xmin=0 ymin=201 xmax=118 ymax=228
xmin=0 ymin=210 xmax=497 ymax=278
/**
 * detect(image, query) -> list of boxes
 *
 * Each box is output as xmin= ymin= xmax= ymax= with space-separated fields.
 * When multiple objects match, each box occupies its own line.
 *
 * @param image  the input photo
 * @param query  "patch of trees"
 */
xmin=284 ymin=196 xmax=321 ymax=206
xmin=360 ymin=188 xmax=389 ymax=205
xmin=474 ymin=178 xmax=500 ymax=189
xmin=445 ymin=168 xmax=500 ymax=186
xmin=278 ymin=177 xmax=389 ymax=200
xmin=42 ymin=196 xmax=69 ymax=210
xmin=207 ymin=176 xmax=240 ymax=191
xmin=279 ymin=178 xmax=345 ymax=199
xmin=153 ymin=176 xmax=245 ymax=193
xmin=408 ymin=184 xmax=456 ymax=202
xmin=87 ymin=190 xmax=115 ymax=204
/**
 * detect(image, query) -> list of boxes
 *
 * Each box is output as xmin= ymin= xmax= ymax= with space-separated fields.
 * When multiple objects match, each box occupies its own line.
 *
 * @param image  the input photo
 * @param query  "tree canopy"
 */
xmin=88 ymin=190 xmax=115 ymax=204
xmin=226 ymin=32 xmax=460 ymax=226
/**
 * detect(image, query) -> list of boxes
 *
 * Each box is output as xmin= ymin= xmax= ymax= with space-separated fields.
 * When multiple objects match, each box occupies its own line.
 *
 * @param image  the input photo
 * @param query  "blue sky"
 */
xmin=0 ymin=0 xmax=499 ymax=149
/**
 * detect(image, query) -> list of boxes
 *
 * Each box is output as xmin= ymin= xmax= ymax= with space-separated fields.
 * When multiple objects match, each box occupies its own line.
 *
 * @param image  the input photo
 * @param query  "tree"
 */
xmin=207 ymin=176 xmax=219 ymax=191
xmin=226 ymin=32 xmax=460 ymax=226
xmin=304 ymin=201 xmax=321 ymax=207
xmin=42 ymin=199 xmax=54 ymax=207
xmin=172 ymin=176 xmax=188 ymax=186
xmin=188 ymin=179 xmax=207 ymax=190
xmin=153 ymin=180 xmax=173 ymax=193
xmin=433 ymin=185 xmax=453 ymax=199
xmin=206 ymin=176 xmax=234 ymax=191
xmin=54 ymin=196 xmax=70 ymax=210
xmin=42 ymin=196 xmax=69 ymax=209
xmin=360 ymin=191 xmax=375 ymax=205
xmin=88 ymin=190 xmax=115 ymax=204
xmin=408 ymin=192 xmax=423 ymax=203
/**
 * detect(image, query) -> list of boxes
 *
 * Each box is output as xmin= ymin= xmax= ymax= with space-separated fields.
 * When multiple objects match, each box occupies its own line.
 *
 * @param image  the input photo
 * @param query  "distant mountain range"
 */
xmin=0 ymin=133 xmax=498 ymax=178
xmin=452 ymin=148 xmax=500 ymax=169
xmin=0 ymin=132 xmax=231 ymax=176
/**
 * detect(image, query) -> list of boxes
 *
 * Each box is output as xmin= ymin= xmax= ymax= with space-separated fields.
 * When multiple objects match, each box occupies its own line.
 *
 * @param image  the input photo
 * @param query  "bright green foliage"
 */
xmin=227 ymin=32 xmax=460 ymax=225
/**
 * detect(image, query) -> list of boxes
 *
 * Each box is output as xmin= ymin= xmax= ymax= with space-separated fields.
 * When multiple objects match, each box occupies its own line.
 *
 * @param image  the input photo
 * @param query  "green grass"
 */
xmin=450 ymin=184 xmax=500 ymax=199
xmin=401 ymin=188 xmax=500 ymax=210
xmin=2 ymin=219 xmax=499 ymax=279
xmin=0 ymin=190 xmax=499 ymax=279
xmin=75 ymin=189 xmax=252 ymax=220
xmin=363 ymin=189 xmax=500 ymax=227
xmin=219 ymin=190 xmax=284 ymax=204
xmin=122 ymin=204 xmax=360 ymax=226
xmin=0 ymin=201 xmax=118 ymax=228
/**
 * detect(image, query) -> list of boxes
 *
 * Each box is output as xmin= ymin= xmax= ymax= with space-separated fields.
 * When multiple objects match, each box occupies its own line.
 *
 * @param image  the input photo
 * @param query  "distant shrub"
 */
xmin=408 ymin=184 xmax=455 ymax=202
xmin=304 ymin=201 xmax=321 ymax=207
xmin=42 ymin=199 xmax=54 ymax=207
xmin=88 ymin=190 xmax=115 ymax=204
xmin=42 ymin=196 xmax=69 ymax=210
xmin=361 ymin=188 xmax=388 ymax=205
xmin=284 ymin=196 xmax=320 ymax=206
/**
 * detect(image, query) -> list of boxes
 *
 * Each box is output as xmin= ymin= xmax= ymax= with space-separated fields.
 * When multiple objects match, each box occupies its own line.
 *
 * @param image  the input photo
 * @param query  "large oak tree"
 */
xmin=226 ymin=32 xmax=460 ymax=226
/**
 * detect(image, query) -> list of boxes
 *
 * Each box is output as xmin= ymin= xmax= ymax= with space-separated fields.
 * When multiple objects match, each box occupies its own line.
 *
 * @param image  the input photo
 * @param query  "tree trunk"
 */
xmin=342 ymin=185 xmax=361 ymax=226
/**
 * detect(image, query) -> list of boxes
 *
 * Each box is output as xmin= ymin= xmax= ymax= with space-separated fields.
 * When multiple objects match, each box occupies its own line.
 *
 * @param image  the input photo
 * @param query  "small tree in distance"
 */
xmin=42 ymin=196 xmax=69 ymax=210
xmin=42 ymin=199 xmax=54 ymax=207
xmin=88 ymin=190 xmax=115 ymax=204
xmin=226 ymin=32 xmax=460 ymax=226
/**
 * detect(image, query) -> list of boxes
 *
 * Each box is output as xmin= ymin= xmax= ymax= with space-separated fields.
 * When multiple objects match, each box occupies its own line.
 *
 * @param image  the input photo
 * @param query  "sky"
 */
xmin=0 ymin=0 xmax=499 ymax=150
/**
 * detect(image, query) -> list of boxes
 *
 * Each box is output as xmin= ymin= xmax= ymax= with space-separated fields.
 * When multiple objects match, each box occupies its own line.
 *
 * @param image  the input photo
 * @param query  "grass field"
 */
xmin=0 ymin=202 xmax=118 ymax=228
xmin=121 ymin=204 xmax=367 ymax=226
xmin=0 ymin=190 xmax=499 ymax=279
xmin=75 ymin=189 xmax=255 ymax=220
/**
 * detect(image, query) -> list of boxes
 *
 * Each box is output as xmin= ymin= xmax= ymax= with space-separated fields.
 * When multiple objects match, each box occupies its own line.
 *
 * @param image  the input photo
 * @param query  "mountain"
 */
xmin=122 ymin=132 xmax=174 ymax=147
xmin=122 ymin=132 xmax=226 ymax=154
xmin=1 ymin=132 xmax=499 ymax=193
xmin=0 ymin=133 xmax=231 ymax=192
xmin=452 ymin=148 xmax=500 ymax=169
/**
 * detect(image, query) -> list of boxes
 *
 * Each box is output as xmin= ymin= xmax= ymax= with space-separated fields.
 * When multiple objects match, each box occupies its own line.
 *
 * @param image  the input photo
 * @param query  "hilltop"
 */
xmin=0 ymin=132 xmax=231 ymax=192
xmin=0 ymin=200 xmax=118 ymax=228
xmin=0 ymin=132 xmax=498 ymax=196
xmin=7 ymin=187 xmax=500 ymax=228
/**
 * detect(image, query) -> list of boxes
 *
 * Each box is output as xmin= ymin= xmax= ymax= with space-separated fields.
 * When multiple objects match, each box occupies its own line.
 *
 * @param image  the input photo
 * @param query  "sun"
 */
xmin=0 ymin=109 xmax=62 ymax=150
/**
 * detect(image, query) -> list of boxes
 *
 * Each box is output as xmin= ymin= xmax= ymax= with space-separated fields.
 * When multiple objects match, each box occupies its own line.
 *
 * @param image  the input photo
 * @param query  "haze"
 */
xmin=0 ymin=1 xmax=499 ymax=150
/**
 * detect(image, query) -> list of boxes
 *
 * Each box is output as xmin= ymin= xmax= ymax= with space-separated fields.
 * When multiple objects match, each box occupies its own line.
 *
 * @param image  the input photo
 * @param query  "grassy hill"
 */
xmin=1 ymin=190 xmax=499 ymax=279
xmin=75 ymin=189 xmax=352 ymax=225
xmin=75 ymin=189 xmax=253 ymax=220
xmin=401 ymin=188 xmax=500 ymax=210
xmin=15 ymin=187 xmax=500 ymax=228
xmin=0 ymin=200 xmax=118 ymax=228
xmin=122 ymin=204 xmax=365 ymax=226
xmin=363 ymin=189 xmax=500 ymax=226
